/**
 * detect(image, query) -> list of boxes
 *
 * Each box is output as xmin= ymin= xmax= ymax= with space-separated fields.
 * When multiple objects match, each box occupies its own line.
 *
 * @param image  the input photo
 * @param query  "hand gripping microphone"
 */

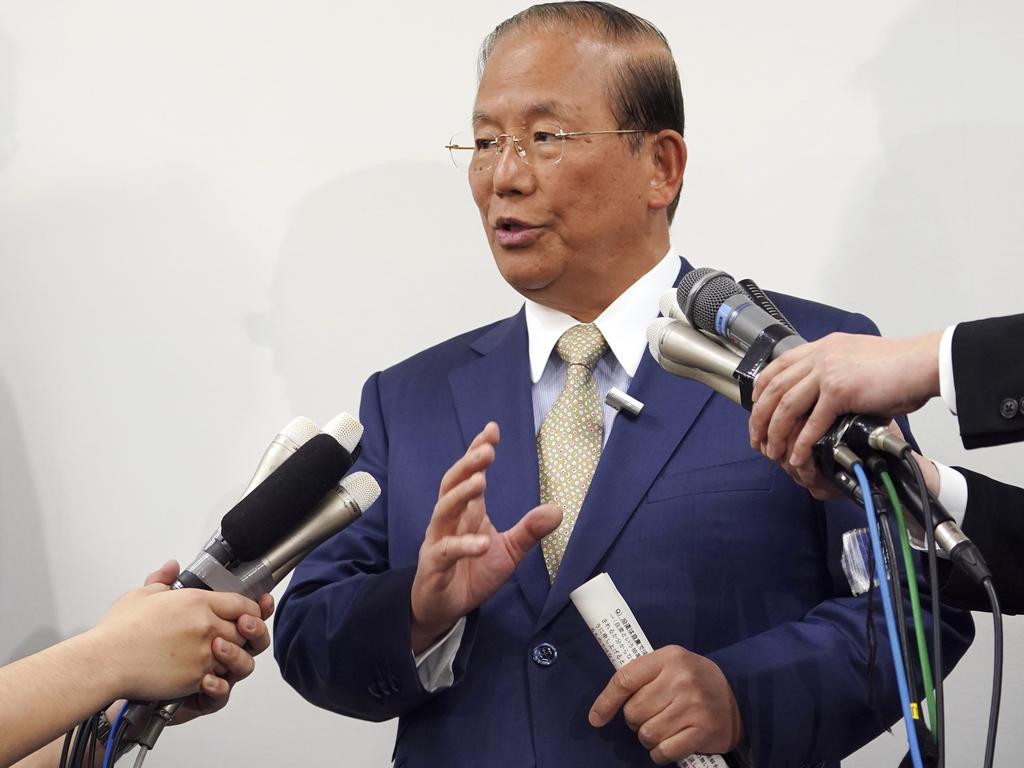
xmin=124 ymin=414 xmax=373 ymax=760
xmin=675 ymin=267 xmax=907 ymax=460
xmin=672 ymin=266 xmax=991 ymax=581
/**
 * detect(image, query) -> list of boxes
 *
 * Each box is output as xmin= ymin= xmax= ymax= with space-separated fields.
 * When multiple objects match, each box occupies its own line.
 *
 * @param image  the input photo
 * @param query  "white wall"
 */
xmin=1 ymin=1 xmax=1020 ymax=765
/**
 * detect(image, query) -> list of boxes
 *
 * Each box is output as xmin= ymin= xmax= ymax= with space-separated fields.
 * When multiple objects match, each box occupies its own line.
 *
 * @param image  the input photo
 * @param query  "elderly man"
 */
xmin=274 ymin=3 xmax=973 ymax=766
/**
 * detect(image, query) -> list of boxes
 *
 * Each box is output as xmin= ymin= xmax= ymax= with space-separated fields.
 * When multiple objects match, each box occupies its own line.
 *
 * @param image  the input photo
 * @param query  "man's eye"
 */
xmin=533 ymin=131 xmax=558 ymax=143
xmin=475 ymin=138 xmax=496 ymax=151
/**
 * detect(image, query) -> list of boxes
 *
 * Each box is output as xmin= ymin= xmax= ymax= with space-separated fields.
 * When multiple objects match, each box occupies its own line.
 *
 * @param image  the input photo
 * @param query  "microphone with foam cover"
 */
xmin=176 ymin=428 xmax=359 ymax=591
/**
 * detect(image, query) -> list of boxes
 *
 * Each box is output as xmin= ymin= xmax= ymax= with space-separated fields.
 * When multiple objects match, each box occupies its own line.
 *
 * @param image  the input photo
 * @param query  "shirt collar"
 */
xmin=523 ymin=248 xmax=682 ymax=383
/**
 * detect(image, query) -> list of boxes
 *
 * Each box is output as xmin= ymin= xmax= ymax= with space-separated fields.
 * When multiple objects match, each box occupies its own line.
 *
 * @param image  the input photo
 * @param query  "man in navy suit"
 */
xmin=274 ymin=3 xmax=973 ymax=766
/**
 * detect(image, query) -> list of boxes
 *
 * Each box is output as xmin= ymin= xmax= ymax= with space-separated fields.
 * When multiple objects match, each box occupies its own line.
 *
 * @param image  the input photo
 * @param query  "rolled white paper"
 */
xmin=570 ymin=572 xmax=730 ymax=768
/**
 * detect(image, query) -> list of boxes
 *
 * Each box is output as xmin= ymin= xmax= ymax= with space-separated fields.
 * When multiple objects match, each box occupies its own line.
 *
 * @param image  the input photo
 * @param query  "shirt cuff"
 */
xmin=413 ymin=617 xmax=466 ymax=692
xmin=939 ymin=324 xmax=958 ymax=415
xmin=933 ymin=460 xmax=968 ymax=528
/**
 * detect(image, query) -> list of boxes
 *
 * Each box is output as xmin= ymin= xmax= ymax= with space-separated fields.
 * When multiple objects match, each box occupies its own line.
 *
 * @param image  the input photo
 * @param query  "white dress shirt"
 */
xmin=414 ymin=248 xmax=682 ymax=690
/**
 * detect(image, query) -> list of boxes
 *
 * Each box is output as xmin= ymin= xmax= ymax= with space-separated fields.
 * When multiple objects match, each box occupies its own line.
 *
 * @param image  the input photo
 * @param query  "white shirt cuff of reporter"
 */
xmin=939 ymin=324 xmax=958 ymax=415
xmin=413 ymin=617 xmax=466 ymax=692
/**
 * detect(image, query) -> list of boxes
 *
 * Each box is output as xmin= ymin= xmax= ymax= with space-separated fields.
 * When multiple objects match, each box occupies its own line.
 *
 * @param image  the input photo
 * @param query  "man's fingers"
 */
xmin=144 ymin=559 xmax=180 ymax=587
xmin=649 ymin=726 xmax=701 ymax=766
xmin=238 ymin=613 xmax=271 ymax=656
xmin=206 ymin=591 xmax=262 ymax=623
xmin=258 ymin=593 xmax=275 ymax=621
xmin=430 ymin=472 xmax=486 ymax=534
xmin=589 ymin=655 xmax=663 ymax=727
xmin=200 ymin=673 xmax=230 ymax=699
xmin=502 ymin=504 xmax=562 ymax=562
xmin=763 ymin=369 xmax=818 ymax=461
xmin=750 ymin=360 xmax=806 ymax=447
xmin=791 ymin=394 xmax=840 ymax=467
xmin=438 ymin=443 xmax=495 ymax=497
xmin=213 ymin=636 xmax=257 ymax=680
xmin=433 ymin=533 xmax=490 ymax=566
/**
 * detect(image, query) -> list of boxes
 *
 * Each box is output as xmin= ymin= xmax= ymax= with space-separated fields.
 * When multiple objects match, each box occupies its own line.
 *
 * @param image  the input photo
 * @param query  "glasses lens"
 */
xmin=447 ymin=131 xmax=474 ymax=171
xmin=524 ymin=124 xmax=564 ymax=166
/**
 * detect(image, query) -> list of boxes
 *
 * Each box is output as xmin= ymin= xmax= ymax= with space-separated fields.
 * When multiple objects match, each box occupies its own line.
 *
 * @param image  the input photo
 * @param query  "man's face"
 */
xmin=470 ymin=29 xmax=659 ymax=312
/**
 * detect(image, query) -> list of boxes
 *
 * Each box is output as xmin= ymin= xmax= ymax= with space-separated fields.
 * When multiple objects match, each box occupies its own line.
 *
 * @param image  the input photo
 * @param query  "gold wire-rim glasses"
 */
xmin=445 ymin=127 xmax=647 ymax=171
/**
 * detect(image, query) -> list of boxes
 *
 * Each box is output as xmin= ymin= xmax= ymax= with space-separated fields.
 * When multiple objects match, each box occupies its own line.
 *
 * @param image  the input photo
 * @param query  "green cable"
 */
xmin=881 ymin=470 xmax=937 ymax=731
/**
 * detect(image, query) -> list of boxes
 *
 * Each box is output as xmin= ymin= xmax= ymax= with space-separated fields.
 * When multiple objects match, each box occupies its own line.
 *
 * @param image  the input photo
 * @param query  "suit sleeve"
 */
xmin=272 ymin=372 xmax=477 ymax=720
xmin=707 ymin=312 xmax=975 ymax=766
xmin=952 ymin=314 xmax=1024 ymax=448
xmin=938 ymin=466 xmax=1024 ymax=614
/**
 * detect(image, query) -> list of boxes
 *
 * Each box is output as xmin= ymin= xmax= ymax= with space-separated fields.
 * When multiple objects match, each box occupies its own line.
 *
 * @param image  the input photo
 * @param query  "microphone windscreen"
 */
xmin=221 ymin=433 xmax=353 ymax=560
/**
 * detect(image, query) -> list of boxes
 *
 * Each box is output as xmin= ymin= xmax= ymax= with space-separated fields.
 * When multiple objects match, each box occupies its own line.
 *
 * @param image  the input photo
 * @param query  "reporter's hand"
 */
xmin=136 ymin=561 xmax=274 ymax=724
xmin=749 ymin=331 xmax=942 ymax=469
xmin=589 ymin=646 xmax=742 ymax=764
xmin=409 ymin=422 xmax=562 ymax=654
xmin=89 ymin=562 xmax=264 ymax=703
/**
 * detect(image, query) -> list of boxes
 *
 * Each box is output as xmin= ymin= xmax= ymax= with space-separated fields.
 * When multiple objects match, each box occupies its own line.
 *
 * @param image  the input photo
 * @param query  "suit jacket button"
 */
xmin=1000 ymin=398 xmax=1018 ymax=419
xmin=531 ymin=642 xmax=558 ymax=667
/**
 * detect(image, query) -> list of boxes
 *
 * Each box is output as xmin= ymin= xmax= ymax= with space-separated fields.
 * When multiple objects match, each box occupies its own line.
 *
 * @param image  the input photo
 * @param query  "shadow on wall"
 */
xmin=834 ymin=0 xmax=1024 ymax=335
xmin=0 ymin=27 xmax=55 ymax=663
xmin=0 ymin=375 xmax=59 ymax=663
xmin=247 ymin=161 xmax=521 ymax=419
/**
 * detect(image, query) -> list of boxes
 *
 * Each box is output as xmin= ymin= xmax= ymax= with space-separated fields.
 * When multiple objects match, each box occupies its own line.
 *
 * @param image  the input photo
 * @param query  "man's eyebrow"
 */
xmin=472 ymin=101 xmax=576 ymax=127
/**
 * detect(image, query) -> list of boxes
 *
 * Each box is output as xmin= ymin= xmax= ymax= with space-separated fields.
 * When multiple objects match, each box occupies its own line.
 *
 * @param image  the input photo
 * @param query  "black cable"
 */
xmin=59 ymin=727 xmax=75 ymax=768
xmin=983 ymin=577 xmax=1003 ymax=768
xmin=878 ymin=510 xmax=922 ymax=710
xmin=903 ymin=449 xmax=945 ymax=768
xmin=69 ymin=715 xmax=91 ymax=768
xmin=87 ymin=713 xmax=98 ymax=768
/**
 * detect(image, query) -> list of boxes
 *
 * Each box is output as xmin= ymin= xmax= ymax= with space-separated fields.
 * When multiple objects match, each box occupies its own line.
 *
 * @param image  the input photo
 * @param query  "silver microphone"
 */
xmin=232 ymin=471 xmax=382 ymax=596
xmin=646 ymin=317 xmax=742 ymax=380
xmin=243 ymin=416 xmax=322 ymax=496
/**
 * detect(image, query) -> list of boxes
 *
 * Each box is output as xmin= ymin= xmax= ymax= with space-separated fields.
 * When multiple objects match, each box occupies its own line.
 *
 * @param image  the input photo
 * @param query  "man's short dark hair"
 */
xmin=479 ymin=2 xmax=685 ymax=222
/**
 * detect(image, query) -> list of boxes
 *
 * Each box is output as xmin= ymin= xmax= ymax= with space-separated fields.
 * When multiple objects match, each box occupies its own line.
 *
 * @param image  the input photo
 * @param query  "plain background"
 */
xmin=1 ymin=1 xmax=1021 ymax=764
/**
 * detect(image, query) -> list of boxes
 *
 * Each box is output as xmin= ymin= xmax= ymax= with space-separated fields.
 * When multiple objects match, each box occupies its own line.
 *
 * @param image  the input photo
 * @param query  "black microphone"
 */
xmin=174 ymin=432 xmax=357 ymax=591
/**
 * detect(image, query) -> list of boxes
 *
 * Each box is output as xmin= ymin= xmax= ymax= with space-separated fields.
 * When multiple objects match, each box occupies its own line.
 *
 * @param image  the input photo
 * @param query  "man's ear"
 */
xmin=648 ymin=131 xmax=686 ymax=212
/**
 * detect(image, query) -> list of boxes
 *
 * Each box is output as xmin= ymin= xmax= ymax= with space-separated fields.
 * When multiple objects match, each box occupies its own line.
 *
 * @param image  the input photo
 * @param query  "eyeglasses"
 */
xmin=445 ymin=123 xmax=647 ymax=172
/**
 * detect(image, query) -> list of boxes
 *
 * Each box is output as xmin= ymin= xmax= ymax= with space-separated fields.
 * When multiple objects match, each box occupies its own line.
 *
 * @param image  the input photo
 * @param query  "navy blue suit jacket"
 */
xmin=275 ymin=260 xmax=973 ymax=767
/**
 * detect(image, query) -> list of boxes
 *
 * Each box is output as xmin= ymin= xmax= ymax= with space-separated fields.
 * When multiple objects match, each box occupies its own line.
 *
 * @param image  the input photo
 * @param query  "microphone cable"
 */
xmin=851 ymin=460 xmax=925 ymax=768
xmin=901 ymin=449 xmax=945 ymax=768
xmin=981 ymin=577 xmax=1003 ymax=768
xmin=879 ymin=470 xmax=937 ymax=732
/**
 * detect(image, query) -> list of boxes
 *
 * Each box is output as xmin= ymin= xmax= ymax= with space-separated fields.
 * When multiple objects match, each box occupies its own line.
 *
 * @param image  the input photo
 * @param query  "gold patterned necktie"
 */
xmin=538 ymin=323 xmax=609 ymax=580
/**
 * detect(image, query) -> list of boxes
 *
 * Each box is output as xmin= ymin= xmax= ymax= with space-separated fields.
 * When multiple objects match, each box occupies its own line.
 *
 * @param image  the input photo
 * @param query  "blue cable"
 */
xmin=102 ymin=701 xmax=129 ymax=768
xmin=853 ymin=462 xmax=924 ymax=768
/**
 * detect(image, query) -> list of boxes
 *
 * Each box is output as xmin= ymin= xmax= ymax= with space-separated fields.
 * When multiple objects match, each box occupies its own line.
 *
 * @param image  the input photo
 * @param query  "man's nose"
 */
xmin=491 ymin=139 xmax=534 ymax=195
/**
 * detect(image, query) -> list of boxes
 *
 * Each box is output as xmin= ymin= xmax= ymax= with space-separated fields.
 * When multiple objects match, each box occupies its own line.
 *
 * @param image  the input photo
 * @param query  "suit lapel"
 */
xmin=448 ymin=308 xmax=550 ymax=619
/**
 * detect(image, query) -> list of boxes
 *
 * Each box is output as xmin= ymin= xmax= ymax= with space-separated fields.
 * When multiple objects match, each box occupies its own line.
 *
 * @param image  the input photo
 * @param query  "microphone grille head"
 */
xmin=676 ymin=268 xmax=743 ymax=333
xmin=341 ymin=471 xmax=381 ymax=513
xmin=323 ymin=412 xmax=364 ymax=453
xmin=281 ymin=417 xmax=320 ymax=448
xmin=646 ymin=316 xmax=675 ymax=362
xmin=658 ymin=288 xmax=683 ymax=321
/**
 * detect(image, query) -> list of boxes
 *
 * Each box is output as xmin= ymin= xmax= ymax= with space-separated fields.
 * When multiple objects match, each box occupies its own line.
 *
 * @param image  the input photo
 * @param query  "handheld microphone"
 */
xmin=242 ymin=416 xmax=321 ymax=496
xmin=175 ymin=415 xmax=362 ymax=591
xmin=677 ymin=267 xmax=805 ymax=358
xmin=646 ymin=317 xmax=741 ymax=381
xmin=233 ymin=470 xmax=382 ymax=594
